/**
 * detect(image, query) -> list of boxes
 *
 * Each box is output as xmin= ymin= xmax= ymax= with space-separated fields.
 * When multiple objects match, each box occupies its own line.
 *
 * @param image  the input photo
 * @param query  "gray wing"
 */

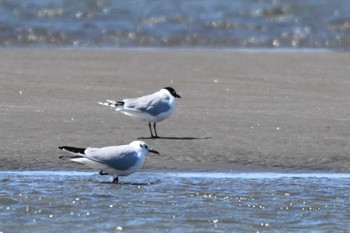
xmin=84 ymin=146 xmax=139 ymax=171
xmin=124 ymin=93 xmax=171 ymax=116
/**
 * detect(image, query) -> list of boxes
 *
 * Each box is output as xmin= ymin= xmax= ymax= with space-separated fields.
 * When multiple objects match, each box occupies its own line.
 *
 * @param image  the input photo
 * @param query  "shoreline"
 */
xmin=1 ymin=49 xmax=350 ymax=173
xmin=2 ymin=170 xmax=350 ymax=178
xmin=0 ymin=46 xmax=345 ymax=53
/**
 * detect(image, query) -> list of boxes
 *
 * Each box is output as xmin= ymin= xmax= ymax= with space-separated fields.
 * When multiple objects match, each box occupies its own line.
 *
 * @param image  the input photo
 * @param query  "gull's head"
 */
xmin=163 ymin=87 xmax=181 ymax=98
xmin=130 ymin=141 xmax=160 ymax=155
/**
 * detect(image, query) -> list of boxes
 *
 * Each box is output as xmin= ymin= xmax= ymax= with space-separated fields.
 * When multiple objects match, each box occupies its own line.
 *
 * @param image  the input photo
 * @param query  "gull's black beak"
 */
xmin=175 ymin=93 xmax=181 ymax=98
xmin=149 ymin=149 xmax=160 ymax=155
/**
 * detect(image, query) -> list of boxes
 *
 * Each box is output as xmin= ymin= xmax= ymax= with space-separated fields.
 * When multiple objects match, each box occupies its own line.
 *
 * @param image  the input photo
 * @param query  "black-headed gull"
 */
xmin=59 ymin=141 xmax=159 ymax=183
xmin=98 ymin=87 xmax=181 ymax=138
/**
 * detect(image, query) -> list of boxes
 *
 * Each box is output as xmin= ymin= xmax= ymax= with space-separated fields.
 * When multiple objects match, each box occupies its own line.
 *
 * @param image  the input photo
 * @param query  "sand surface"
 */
xmin=1 ymin=49 xmax=350 ymax=172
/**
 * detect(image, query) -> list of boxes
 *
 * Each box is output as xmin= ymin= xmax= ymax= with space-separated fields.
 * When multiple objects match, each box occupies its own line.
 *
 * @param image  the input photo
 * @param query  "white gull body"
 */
xmin=98 ymin=87 xmax=181 ymax=138
xmin=59 ymin=141 xmax=159 ymax=183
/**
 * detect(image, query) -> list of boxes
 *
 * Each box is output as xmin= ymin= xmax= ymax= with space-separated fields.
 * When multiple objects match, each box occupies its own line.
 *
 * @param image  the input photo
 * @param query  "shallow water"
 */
xmin=1 ymin=0 xmax=350 ymax=49
xmin=1 ymin=171 xmax=350 ymax=232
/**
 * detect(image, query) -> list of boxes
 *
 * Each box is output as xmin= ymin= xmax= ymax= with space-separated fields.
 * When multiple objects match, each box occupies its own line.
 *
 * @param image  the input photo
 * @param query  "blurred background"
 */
xmin=0 ymin=0 xmax=349 ymax=49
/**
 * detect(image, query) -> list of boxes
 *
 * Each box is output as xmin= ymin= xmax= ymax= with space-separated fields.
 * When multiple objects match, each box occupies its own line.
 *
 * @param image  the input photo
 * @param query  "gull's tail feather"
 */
xmin=98 ymin=100 xmax=124 ymax=108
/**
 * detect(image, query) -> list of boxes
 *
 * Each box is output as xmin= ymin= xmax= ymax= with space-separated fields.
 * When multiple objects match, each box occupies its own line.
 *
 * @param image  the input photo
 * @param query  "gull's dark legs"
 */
xmin=153 ymin=122 xmax=159 ymax=138
xmin=99 ymin=171 xmax=108 ymax=176
xmin=100 ymin=171 xmax=118 ymax=183
xmin=112 ymin=177 xmax=119 ymax=183
xmin=148 ymin=122 xmax=154 ymax=138
xmin=148 ymin=122 xmax=159 ymax=138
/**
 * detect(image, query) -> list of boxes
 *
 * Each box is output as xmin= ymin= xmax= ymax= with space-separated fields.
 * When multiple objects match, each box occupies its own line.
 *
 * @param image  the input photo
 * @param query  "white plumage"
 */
xmin=98 ymin=87 xmax=181 ymax=138
xmin=59 ymin=141 xmax=159 ymax=183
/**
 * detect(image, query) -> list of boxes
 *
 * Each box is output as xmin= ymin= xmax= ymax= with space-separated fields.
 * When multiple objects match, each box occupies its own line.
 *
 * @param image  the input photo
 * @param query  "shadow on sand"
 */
xmin=137 ymin=136 xmax=212 ymax=140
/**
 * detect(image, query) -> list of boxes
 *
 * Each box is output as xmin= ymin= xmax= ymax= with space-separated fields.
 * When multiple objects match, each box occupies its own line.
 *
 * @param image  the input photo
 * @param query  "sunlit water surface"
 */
xmin=1 ymin=171 xmax=350 ymax=232
xmin=1 ymin=0 xmax=350 ymax=49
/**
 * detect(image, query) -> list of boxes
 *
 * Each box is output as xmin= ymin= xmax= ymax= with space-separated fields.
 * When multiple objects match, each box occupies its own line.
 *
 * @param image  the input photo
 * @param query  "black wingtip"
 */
xmin=116 ymin=101 xmax=124 ymax=106
xmin=58 ymin=146 xmax=86 ymax=154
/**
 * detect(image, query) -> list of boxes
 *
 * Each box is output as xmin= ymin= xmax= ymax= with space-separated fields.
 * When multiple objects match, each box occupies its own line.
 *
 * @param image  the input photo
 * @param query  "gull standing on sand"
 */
xmin=98 ymin=87 xmax=181 ymax=138
xmin=59 ymin=141 xmax=159 ymax=183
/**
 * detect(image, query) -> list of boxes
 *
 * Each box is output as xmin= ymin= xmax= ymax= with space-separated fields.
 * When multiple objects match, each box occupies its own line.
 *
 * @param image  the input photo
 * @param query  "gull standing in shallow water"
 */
xmin=59 ymin=141 xmax=159 ymax=183
xmin=98 ymin=87 xmax=181 ymax=138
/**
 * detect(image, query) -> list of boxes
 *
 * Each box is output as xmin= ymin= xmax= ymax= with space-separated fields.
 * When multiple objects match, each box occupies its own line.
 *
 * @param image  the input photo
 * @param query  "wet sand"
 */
xmin=1 ymin=49 xmax=350 ymax=172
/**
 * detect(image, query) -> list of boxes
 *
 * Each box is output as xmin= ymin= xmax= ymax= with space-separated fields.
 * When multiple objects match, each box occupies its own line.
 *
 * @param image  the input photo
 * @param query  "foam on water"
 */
xmin=169 ymin=172 xmax=350 ymax=179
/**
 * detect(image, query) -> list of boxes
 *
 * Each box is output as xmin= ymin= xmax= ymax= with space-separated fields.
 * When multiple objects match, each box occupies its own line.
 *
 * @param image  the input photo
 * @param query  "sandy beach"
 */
xmin=1 ymin=49 xmax=350 ymax=172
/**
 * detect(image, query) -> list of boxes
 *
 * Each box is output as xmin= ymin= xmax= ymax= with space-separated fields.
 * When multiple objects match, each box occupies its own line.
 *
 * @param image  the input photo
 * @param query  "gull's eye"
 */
xmin=144 ymin=145 xmax=148 ymax=150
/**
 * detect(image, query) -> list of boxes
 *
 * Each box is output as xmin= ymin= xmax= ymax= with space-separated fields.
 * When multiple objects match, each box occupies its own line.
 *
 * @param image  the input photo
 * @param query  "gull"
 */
xmin=98 ymin=87 xmax=181 ymax=138
xmin=59 ymin=141 xmax=159 ymax=183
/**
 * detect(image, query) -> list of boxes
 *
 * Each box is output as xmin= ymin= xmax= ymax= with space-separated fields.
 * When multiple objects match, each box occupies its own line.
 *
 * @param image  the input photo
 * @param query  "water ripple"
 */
xmin=1 ymin=171 xmax=350 ymax=232
xmin=0 ymin=0 xmax=350 ymax=49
